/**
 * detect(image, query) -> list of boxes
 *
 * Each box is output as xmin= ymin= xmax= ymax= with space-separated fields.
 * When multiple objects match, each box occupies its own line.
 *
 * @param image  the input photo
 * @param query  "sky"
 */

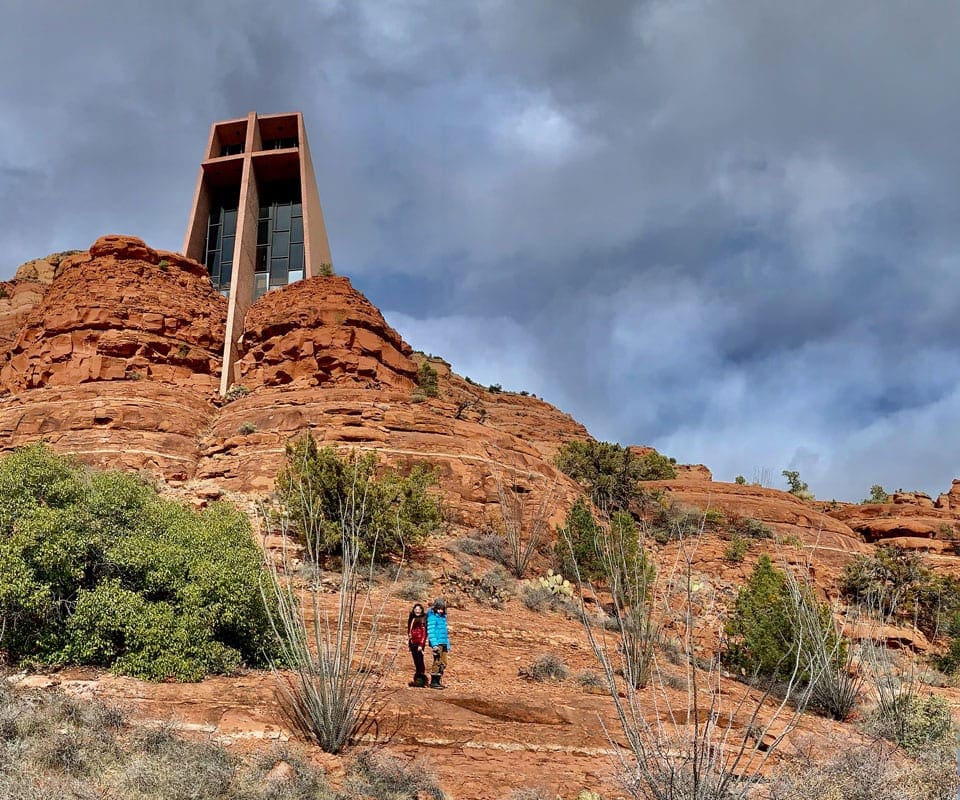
xmin=2 ymin=0 xmax=960 ymax=502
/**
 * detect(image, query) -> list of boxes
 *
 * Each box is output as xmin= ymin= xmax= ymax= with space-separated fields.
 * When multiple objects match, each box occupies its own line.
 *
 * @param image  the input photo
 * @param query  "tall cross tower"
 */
xmin=182 ymin=111 xmax=332 ymax=394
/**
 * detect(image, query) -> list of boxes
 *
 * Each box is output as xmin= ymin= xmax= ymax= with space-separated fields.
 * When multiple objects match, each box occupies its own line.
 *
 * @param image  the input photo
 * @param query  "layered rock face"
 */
xmin=1 ymin=236 xmax=227 ymax=393
xmin=643 ymin=475 xmax=871 ymax=586
xmin=236 ymin=276 xmax=418 ymax=390
xmin=0 ymin=236 xmax=588 ymax=522
xmin=0 ymin=280 xmax=47 ymax=352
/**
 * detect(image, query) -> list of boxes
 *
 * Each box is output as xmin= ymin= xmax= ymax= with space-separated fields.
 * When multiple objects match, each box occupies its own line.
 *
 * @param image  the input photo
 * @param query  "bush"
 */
xmin=394 ymin=568 xmax=432 ymax=602
xmin=0 ymin=683 xmax=335 ymax=800
xmin=863 ymin=484 xmax=891 ymax=504
xmin=555 ymin=497 xmax=604 ymax=581
xmin=841 ymin=546 xmax=960 ymax=638
xmin=782 ymin=469 xmax=814 ymax=500
xmin=555 ymin=440 xmax=643 ymax=510
xmin=647 ymin=498 xmax=704 ymax=544
xmin=724 ymin=534 xmax=749 ymax=563
xmin=528 ymin=653 xmax=569 ymax=682
xmin=636 ymin=450 xmax=677 ymax=481
xmin=724 ymin=555 xmax=840 ymax=684
xmin=0 ymin=443 xmax=278 ymax=681
xmin=521 ymin=582 xmax=575 ymax=614
xmin=868 ymin=692 xmax=955 ymax=756
xmin=769 ymin=740 xmax=960 ymax=800
xmin=449 ymin=527 xmax=508 ymax=563
xmin=575 ymin=670 xmax=605 ymax=689
xmin=275 ymin=433 xmax=442 ymax=563
xmin=223 ymin=383 xmax=249 ymax=403
xmin=343 ymin=749 xmax=445 ymax=800
xmin=416 ymin=361 xmax=439 ymax=398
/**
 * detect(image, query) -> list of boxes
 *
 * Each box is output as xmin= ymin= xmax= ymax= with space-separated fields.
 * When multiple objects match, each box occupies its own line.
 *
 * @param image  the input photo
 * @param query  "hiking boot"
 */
xmin=429 ymin=674 xmax=444 ymax=689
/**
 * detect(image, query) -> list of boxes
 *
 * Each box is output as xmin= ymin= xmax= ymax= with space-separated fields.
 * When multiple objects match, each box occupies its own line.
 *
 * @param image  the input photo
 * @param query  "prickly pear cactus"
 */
xmin=537 ymin=569 xmax=573 ymax=597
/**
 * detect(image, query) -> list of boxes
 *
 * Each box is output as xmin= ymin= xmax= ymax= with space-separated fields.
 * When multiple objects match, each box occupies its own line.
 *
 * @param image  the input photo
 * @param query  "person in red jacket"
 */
xmin=407 ymin=603 xmax=429 ymax=687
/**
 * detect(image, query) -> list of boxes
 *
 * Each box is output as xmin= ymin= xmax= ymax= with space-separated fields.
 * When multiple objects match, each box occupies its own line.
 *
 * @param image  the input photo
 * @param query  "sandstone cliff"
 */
xmin=0 ymin=235 xmax=587 ymax=526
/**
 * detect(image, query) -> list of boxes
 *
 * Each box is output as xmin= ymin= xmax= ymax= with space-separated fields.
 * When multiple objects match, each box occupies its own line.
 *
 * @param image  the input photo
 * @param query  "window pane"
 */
xmin=256 ymin=245 xmax=268 ymax=271
xmin=288 ymin=269 xmax=303 ymax=283
xmin=272 ymin=230 xmax=289 ymax=257
xmin=220 ymin=260 xmax=233 ymax=286
xmin=292 ymin=202 xmax=302 ymax=217
xmin=221 ymin=235 xmax=235 ymax=261
xmin=259 ymin=205 xmax=269 ymax=220
xmin=206 ymin=224 xmax=220 ymax=252
xmin=223 ymin=209 xmax=237 ymax=235
xmin=209 ymin=249 xmax=220 ymax=275
xmin=271 ymin=258 xmax=289 ymax=286
xmin=290 ymin=242 xmax=304 ymax=271
xmin=291 ymin=216 xmax=303 ymax=243
xmin=275 ymin=204 xmax=291 ymax=231
xmin=257 ymin=220 xmax=269 ymax=244
xmin=254 ymin=273 xmax=268 ymax=300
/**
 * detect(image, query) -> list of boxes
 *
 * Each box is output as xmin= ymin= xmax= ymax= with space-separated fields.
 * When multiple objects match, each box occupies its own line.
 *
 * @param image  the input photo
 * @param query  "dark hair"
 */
xmin=407 ymin=603 xmax=425 ymax=633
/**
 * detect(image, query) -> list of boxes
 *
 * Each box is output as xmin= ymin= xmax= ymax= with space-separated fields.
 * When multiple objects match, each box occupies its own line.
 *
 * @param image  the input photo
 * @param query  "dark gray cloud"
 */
xmin=3 ymin=0 xmax=960 ymax=500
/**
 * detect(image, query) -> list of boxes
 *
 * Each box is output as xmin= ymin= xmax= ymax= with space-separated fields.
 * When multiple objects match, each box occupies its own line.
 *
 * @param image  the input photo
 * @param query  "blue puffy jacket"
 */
xmin=426 ymin=608 xmax=450 ymax=649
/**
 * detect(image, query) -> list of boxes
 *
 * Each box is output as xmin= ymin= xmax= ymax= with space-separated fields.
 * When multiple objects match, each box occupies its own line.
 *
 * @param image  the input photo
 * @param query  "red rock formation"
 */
xmin=0 ymin=280 xmax=46 ymax=354
xmin=1 ymin=236 xmax=226 ymax=393
xmin=0 ymin=382 xmax=215 ymax=481
xmin=642 ymin=479 xmax=871 ymax=583
xmin=12 ymin=249 xmax=80 ymax=284
xmin=0 ymin=237 xmax=588 ymax=524
xmin=236 ymin=275 xmax=418 ymax=390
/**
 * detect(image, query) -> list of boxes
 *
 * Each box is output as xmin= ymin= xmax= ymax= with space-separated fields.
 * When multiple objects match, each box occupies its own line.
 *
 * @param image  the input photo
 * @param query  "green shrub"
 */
xmin=555 ymin=440 xmax=639 ymax=511
xmin=416 ymin=362 xmax=439 ymax=398
xmin=275 ymin=433 xmax=442 ymax=563
xmin=862 ymin=484 xmax=890 ymax=504
xmin=723 ymin=555 xmax=841 ymax=684
xmin=841 ymin=546 xmax=960 ymax=637
xmin=647 ymin=499 xmax=704 ymax=544
xmin=636 ymin=450 xmax=677 ymax=481
xmin=0 ymin=443 xmax=279 ymax=681
xmin=724 ymin=534 xmax=749 ymax=563
xmin=555 ymin=498 xmax=604 ymax=582
xmin=555 ymin=440 xmax=677 ymax=512
xmin=735 ymin=475 xmax=747 ymax=485
xmin=782 ymin=469 xmax=814 ymax=500
xmin=223 ymin=384 xmax=249 ymax=403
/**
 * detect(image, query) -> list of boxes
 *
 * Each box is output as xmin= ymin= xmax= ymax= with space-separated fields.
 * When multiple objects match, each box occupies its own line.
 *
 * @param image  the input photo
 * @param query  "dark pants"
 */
xmin=409 ymin=643 xmax=426 ymax=677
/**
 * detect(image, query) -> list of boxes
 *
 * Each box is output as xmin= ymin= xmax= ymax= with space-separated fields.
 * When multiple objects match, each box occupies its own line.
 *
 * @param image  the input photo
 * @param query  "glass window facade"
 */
xmin=255 ymin=181 xmax=304 ymax=300
xmin=220 ymin=143 xmax=243 ymax=156
xmin=205 ymin=191 xmax=240 ymax=295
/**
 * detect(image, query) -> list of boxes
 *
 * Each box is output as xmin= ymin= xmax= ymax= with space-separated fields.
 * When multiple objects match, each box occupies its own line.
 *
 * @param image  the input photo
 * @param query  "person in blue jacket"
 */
xmin=426 ymin=597 xmax=450 ymax=689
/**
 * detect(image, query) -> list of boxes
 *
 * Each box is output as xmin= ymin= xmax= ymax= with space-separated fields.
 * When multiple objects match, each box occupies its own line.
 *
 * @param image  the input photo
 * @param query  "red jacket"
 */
xmin=409 ymin=618 xmax=427 ymax=648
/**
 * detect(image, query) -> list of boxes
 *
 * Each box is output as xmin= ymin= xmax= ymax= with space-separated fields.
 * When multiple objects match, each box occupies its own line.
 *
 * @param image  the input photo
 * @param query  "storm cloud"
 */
xmin=2 ymin=0 xmax=959 ymax=500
